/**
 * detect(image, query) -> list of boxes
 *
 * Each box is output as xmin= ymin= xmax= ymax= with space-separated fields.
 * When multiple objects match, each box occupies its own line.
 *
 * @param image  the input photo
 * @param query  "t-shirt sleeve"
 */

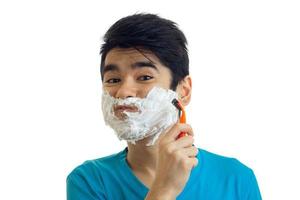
xmin=67 ymin=171 xmax=107 ymax=200
xmin=243 ymin=169 xmax=262 ymax=200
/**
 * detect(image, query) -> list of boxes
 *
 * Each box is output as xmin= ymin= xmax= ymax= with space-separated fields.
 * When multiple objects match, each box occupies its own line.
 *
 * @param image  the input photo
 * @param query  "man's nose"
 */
xmin=115 ymin=78 xmax=138 ymax=99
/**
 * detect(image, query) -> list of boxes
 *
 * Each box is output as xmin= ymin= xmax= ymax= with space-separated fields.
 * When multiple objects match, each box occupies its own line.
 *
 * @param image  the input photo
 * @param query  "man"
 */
xmin=67 ymin=13 xmax=262 ymax=200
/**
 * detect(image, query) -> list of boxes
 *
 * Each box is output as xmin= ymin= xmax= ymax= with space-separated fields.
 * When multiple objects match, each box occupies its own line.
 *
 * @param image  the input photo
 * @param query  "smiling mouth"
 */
xmin=114 ymin=105 xmax=138 ymax=112
xmin=113 ymin=105 xmax=139 ymax=119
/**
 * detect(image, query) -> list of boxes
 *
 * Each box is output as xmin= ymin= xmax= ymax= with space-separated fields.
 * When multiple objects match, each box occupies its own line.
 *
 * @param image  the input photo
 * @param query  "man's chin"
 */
xmin=113 ymin=112 xmax=129 ymax=121
xmin=126 ymin=134 xmax=161 ymax=147
xmin=126 ymin=137 xmax=149 ymax=145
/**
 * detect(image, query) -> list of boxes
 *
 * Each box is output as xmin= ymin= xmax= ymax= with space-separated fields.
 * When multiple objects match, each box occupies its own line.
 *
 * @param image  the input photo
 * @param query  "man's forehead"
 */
xmin=105 ymin=48 xmax=158 ymax=65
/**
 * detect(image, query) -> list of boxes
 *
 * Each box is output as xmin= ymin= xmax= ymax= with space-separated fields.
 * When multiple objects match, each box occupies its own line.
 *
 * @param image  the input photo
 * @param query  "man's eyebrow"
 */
xmin=131 ymin=61 xmax=159 ymax=72
xmin=102 ymin=61 xmax=159 ymax=76
xmin=103 ymin=64 xmax=119 ymax=75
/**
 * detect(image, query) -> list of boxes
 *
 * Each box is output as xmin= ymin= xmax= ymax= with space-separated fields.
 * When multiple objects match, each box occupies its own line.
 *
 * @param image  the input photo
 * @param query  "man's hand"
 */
xmin=145 ymin=123 xmax=198 ymax=200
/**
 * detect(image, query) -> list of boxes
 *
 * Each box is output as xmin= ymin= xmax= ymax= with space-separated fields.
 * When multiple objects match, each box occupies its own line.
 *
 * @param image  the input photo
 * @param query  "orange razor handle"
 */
xmin=172 ymin=99 xmax=187 ymax=139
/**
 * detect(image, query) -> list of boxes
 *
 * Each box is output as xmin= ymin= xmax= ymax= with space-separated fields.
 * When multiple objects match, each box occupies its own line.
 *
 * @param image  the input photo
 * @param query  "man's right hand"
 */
xmin=145 ymin=123 xmax=199 ymax=200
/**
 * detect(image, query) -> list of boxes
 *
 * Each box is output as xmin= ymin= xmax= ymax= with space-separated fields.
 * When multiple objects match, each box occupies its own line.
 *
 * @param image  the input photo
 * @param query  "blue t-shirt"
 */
xmin=67 ymin=148 xmax=262 ymax=200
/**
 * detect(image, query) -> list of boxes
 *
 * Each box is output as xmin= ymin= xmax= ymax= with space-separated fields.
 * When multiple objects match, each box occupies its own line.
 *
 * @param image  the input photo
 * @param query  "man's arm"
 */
xmin=244 ymin=170 xmax=262 ymax=200
xmin=145 ymin=123 xmax=198 ymax=200
xmin=145 ymin=187 xmax=176 ymax=200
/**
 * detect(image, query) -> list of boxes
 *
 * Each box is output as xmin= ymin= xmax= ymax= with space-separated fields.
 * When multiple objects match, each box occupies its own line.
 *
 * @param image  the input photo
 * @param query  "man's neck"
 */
xmin=126 ymin=138 xmax=160 ymax=186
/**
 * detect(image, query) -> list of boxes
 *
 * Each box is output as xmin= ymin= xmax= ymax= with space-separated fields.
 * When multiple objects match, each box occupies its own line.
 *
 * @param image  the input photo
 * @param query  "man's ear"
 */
xmin=176 ymin=75 xmax=192 ymax=106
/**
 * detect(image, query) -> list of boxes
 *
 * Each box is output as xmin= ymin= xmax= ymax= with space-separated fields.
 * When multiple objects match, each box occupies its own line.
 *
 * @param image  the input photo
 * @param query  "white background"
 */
xmin=0 ymin=0 xmax=299 ymax=199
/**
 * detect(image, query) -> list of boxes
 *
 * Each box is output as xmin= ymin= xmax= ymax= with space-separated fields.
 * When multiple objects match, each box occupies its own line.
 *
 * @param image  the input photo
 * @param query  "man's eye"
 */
xmin=105 ymin=78 xmax=121 ymax=83
xmin=138 ymin=75 xmax=153 ymax=81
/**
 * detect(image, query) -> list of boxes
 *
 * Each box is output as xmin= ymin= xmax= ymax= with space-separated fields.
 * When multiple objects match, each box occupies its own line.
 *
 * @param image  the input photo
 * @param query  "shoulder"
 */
xmin=198 ymin=148 xmax=255 ymax=178
xmin=66 ymin=151 xmax=126 ymax=199
xmin=67 ymin=149 xmax=126 ymax=182
xmin=195 ymin=149 xmax=261 ymax=199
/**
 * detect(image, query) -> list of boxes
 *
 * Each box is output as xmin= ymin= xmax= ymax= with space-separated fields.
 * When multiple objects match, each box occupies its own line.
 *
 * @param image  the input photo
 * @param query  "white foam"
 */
xmin=101 ymin=87 xmax=179 ymax=146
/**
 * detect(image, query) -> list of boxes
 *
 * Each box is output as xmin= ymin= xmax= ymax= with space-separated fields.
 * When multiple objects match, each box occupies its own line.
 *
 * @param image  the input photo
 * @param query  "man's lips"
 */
xmin=113 ymin=105 xmax=139 ymax=120
xmin=113 ymin=105 xmax=139 ymax=114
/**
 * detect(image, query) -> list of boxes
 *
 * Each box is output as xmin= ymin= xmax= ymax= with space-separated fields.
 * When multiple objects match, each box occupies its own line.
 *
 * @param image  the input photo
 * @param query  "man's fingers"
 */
xmin=173 ymin=135 xmax=194 ymax=148
xmin=162 ymin=123 xmax=193 ymax=143
xmin=182 ymin=146 xmax=199 ymax=157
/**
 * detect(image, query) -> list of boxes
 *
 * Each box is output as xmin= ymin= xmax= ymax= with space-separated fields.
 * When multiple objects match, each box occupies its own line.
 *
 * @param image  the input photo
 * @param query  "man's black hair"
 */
xmin=100 ymin=13 xmax=189 ymax=90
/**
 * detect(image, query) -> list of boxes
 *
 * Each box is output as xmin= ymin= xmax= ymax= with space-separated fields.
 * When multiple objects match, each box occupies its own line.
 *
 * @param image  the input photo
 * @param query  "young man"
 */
xmin=67 ymin=14 xmax=262 ymax=200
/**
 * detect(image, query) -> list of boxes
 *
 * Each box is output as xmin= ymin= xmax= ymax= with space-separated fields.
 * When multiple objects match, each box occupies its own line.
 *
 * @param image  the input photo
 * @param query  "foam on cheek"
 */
xmin=101 ymin=87 xmax=179 ymax=146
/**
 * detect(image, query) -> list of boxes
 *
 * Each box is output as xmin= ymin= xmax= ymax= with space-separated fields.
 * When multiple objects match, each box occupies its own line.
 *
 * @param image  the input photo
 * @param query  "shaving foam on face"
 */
xmin=101 ymin=86 xmax=179 ymax=146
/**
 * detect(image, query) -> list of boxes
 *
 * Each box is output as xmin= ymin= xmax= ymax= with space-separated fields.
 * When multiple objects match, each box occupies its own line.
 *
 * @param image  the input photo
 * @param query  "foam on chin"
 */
xmin=101 ymin=86 xmax=179 ymax=146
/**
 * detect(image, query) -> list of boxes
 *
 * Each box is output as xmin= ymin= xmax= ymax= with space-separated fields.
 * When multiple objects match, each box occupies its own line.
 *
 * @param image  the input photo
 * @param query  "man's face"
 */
xmin=102 ymin=48 xmax=173 ymax=99
xmin=102 ymin=47 xmax=192 ymax=145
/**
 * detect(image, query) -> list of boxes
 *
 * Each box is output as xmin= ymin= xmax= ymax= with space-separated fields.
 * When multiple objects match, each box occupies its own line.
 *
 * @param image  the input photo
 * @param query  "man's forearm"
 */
xmin=145 ymin=188 xmax=176 ymax=200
